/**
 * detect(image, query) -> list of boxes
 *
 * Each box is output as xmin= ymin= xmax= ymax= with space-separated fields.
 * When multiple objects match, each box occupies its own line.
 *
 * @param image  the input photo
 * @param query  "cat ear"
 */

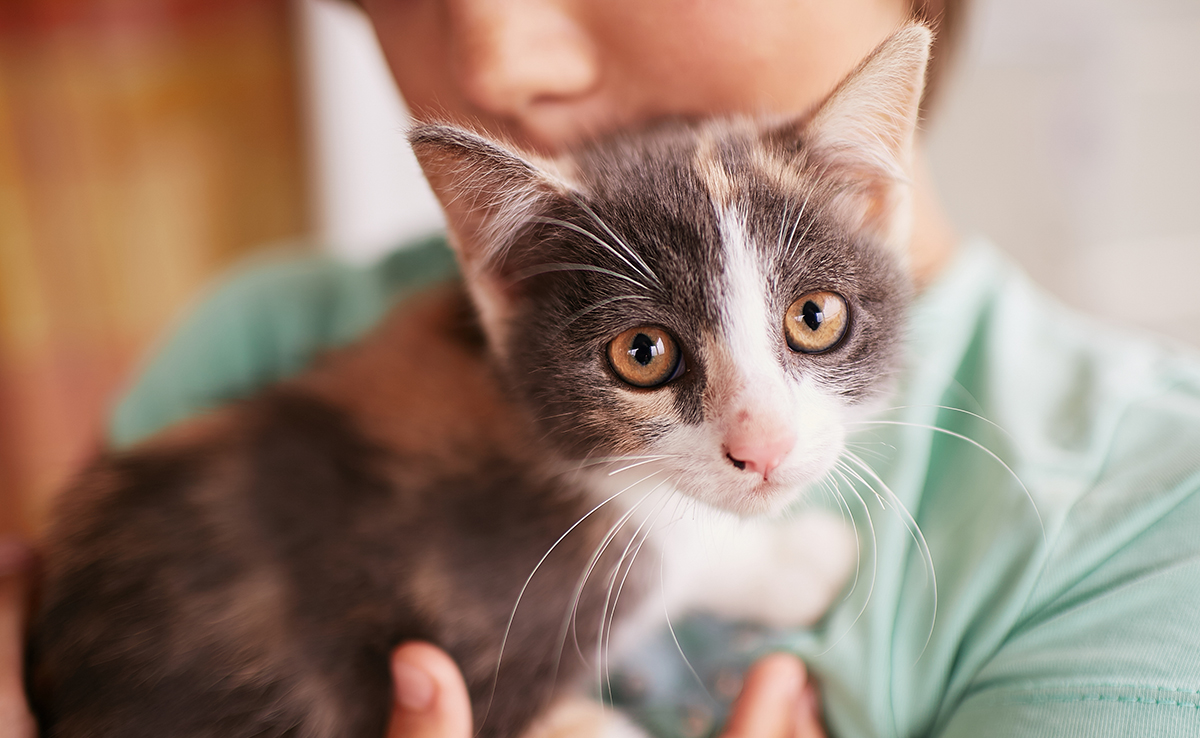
xmin=410 ymin=125 xmax=576 ymax=349
xmin=784 ymin=24 xmax=932 ymax=249
xmin=409 ymin=124 xmax=573 ymax=273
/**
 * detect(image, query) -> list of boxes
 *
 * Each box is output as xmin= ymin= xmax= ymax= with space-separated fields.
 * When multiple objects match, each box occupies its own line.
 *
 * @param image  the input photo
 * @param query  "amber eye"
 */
xmin=607 ymin=326 xmax=684 ymax=388
xmin=784 ymin=292 xmax=849 ymax=353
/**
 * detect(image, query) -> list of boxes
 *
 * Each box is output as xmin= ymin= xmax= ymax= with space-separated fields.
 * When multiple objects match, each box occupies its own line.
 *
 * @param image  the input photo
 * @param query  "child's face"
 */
xmin=363 ymin=0 xmax=910 ymax=154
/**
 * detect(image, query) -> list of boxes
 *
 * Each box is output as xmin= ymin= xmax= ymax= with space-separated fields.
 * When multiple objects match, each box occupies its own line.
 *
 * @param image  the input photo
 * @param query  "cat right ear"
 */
xmin=409 ymin=124 xmax=573 ymax=274
xmin=771 ymin=24 xmax=932 ymax=252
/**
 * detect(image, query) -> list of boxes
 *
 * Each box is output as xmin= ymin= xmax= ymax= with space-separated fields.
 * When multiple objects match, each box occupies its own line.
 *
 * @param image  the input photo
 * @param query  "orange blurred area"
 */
xmin=0 ymin=0 xmax=309 ymax=536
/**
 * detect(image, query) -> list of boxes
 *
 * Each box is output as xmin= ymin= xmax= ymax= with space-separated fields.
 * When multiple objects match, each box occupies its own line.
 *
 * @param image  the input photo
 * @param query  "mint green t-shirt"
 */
xmin=109 ymin=236 xmax=1200 ymax=737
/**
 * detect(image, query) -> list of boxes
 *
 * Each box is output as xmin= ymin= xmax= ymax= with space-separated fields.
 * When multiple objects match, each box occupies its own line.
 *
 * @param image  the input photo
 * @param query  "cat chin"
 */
xmin=674 ymin=464 xmax=834 ymax=519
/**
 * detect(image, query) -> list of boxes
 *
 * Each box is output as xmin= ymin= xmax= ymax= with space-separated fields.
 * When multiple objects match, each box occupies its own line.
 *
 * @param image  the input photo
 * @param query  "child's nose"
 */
xmin=448 ymin=0 xmax=600 ymax=123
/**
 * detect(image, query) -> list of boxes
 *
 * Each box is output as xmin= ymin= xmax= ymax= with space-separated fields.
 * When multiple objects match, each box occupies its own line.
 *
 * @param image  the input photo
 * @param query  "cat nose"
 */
xmin=725 ymin=430 xmax=796 ymax=479
xmin=449 ymin=0 xmax=600 ymax=123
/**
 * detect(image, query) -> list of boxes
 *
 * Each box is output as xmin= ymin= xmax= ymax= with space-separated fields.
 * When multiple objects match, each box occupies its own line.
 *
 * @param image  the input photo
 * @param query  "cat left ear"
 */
xmin=409 ymin=124 xmax=574 ymax=275
xmin=781 ymin=24 xmax=932 ymax=250
xmin=410 ymin=124 xmax=575 ymax=350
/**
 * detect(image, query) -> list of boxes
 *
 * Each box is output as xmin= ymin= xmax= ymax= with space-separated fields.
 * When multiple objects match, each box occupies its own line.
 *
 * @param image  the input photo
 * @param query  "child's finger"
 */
xmin=720 ymin=652 xmax=805 ymax=738
xmin=793 ymin=681 xmax=827 ymax=738
xmin=0 ymin=537 xmax=37 ymax=738
xmin=385 ymin=642 xmax=474 ymax=738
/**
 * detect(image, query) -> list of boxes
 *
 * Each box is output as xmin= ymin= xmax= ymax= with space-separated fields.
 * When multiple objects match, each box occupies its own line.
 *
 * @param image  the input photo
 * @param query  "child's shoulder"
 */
xmin=108 ymin=235 xmax=457 ymax=448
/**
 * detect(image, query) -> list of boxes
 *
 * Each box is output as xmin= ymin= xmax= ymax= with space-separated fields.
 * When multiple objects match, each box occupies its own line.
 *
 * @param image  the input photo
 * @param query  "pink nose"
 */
xmin=725 ymin=431 xmax=796 ymax=479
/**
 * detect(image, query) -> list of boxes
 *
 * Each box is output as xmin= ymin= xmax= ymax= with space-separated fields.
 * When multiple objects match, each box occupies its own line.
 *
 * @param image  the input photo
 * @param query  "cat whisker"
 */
xmin=843 ymin=440 xmax=892 ymax=463
xmin=781 ymin=189 xmax=813 ymax=258
xmin=565 ymin=454 xmax=677 ymax=475
xmin=599 ymin=480 xmax=676 ymax=706
xmin=817 ymin=474 xmax=862 ymax=602
xmin=511 ymin=262 xmax=651 ymax=293
xmin=559 ymin=472 xmax=664 ymax=672
xmin=575 ymin=484 xmax=661 ymax=664
xmin=564 ymin=294 xmax=653 ymax=328
xmin=840 ymin=451 xmax=940 ymax=662
xmin=809 ymin=465 xmax=880 ymax=658
xmin=848 ymin=418 xmax=1045 ymax=539
xmin=873 ymin=403 xmax=1020 ymax=444
xmin=529 ymin=215 xmax=657 ymax=289
xmin=657 ymin=501 xmax=716 ymax=705
xmin=838 ymin=452 xmax=938 ymax=664
xmin=483 ymin=470 xmax=655 ymax=728
xmin=605 ymin=457 xmax=671 ymax=476
xmin=568 ymin=196 xmax=662 ymax=287
xmin=775 ymin=197 xmax=792 ymax=257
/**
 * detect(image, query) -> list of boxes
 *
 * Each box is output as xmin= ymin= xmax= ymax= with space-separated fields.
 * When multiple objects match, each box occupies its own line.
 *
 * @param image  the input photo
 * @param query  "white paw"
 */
xmin=755 ymin=512 xmax=857 ymax=627
xmin=662 ymin=510 xmax=857 ymax=628
xmin=521 ymin=697 xmax=651 ymax=738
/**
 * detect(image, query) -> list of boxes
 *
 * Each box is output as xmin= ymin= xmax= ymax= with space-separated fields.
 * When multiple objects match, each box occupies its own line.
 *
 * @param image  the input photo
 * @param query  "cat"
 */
xmin=26 ymin=24 xmax=929 ymax=738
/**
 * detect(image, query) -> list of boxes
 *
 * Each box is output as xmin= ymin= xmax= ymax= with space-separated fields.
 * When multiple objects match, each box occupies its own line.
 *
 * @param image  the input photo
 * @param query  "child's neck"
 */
xmin=908 ymin=146 xmax=960 ymax=290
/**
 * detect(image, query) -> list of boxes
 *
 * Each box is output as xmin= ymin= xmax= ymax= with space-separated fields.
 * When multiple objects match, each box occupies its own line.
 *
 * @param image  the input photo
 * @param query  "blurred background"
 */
xmin=1 ymin=0 xmax=1197 ymax=536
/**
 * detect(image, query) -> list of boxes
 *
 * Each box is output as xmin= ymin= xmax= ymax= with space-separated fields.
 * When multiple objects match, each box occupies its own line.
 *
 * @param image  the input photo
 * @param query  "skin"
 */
xmin=0 ymin=0 xmax=964 ymax=735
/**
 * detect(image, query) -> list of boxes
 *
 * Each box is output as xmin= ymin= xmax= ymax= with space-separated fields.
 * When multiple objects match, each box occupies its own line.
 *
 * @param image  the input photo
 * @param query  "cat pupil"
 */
xmin=802 ymin=301 xmax=824 ymax=331
xmin=629 ymin=333 xmax=661 ymax=366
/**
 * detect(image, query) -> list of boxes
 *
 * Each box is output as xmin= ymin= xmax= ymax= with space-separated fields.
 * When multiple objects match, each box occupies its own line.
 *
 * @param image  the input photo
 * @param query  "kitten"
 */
xmin=27 ymin=25 xmax=929 ymax=738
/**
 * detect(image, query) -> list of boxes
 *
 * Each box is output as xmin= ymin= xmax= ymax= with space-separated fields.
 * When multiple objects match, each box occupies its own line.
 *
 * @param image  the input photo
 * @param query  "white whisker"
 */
xmin=840 ymin=451 xmax=938 ymax=663
xmin=483 ymin=470 xmax=652 ymax=726
xmin=530 ymin=215 xmax=656 ymax=288
xmin=569 ymin=196 xmax=662 ymax=286
xmin=876 ymin=404 xmax=1018 ymax=442
xmin=554 ymin=471 xmax=664 ymax=678
xmin=512 ymin=262 xmax=651 ymax=292
xmin=599 ymin=482 xmax=676 ymax=704
xmin=812 ymin=466 xmax=879 ymax=657
xmin=783 ymin=190 xmax=812 ymax=256
xmin=564 ymin=294 xmax=653 ymax=327
xmin=658 ymin=519 xmax=715 ymax=704
xmin=849 ymin=419 xmax=1045 ymax=539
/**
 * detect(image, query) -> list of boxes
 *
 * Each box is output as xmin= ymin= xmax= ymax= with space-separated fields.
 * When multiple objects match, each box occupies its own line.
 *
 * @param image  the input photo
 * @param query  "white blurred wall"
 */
xmin=296 ymin=0 xmax=444 ymax=263
xmin=927 ymin=0 xmax=1200 ymax=346
xmin=298 ymin=0 xmax=1200 ymax=344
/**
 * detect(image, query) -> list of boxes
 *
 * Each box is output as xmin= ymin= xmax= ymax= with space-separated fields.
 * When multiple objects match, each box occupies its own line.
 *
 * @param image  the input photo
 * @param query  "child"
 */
xmin=10 ymin=1 xmax=1200 ymax=736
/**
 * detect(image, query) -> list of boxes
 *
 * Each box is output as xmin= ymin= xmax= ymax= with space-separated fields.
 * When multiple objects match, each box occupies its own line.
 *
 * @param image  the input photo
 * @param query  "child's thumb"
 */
xmin=386 ymin=642 xmax=474 ymax=738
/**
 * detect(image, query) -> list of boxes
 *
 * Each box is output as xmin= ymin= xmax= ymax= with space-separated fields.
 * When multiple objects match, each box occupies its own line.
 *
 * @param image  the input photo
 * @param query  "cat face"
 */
xmin=413 ymin=26 xmax=929 ymax=516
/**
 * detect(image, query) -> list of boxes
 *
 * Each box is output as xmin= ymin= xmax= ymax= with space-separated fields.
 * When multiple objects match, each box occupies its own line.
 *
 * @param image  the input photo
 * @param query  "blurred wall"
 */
xmin=927 ymin=0 xmax=1200 ymax=347
xmin=296 ymin=0 xmax=443 ymax=263
xmin=0 ymin=0 xmax=309 ymax=534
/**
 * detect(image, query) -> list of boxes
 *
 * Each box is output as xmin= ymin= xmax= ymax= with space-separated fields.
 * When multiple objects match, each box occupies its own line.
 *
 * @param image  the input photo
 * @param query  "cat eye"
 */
xmin=607 ymin=326 xmax=685 ymax=388
xmin=784 ymin=292 xmax=849 ymax=353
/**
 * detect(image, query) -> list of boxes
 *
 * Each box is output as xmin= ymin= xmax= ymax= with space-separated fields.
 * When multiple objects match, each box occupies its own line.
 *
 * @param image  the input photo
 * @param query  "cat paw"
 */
xmin=521 ymin=697 xmax=650 ymax=738
xmin=755 ymin=512 xmax=858 ymax=627
xmin=663 ymin=511 xmax=857 ymax=629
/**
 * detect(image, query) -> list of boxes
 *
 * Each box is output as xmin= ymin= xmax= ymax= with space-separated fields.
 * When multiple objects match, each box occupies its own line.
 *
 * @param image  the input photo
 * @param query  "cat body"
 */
xmin=27 ymin=26 xmax=931 ymax=738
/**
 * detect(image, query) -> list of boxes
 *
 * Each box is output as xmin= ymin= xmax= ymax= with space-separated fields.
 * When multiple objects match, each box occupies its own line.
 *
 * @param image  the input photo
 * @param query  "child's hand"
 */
xmin=386 ymin=643 xmax=475 ymax=738
xmin=721 ymin=653 xmax=827 ymax=738
xmin=0 ymin=538 xmax=37 ymax=738
xmin=383 ymin=644 xmax=827 ymax=738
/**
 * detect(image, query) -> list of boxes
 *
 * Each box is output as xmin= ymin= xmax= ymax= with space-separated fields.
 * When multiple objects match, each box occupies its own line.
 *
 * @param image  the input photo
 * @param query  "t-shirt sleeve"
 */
xmin=107 ymin=236 xmax=457 ymax=448
xmin=935 ymin=390 xmax=1200 ymax=737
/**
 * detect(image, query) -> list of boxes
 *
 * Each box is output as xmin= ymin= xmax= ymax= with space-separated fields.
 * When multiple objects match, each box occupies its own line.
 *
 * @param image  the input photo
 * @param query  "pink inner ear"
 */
xmin=722 ymin=403 xmax=797 ymax=480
